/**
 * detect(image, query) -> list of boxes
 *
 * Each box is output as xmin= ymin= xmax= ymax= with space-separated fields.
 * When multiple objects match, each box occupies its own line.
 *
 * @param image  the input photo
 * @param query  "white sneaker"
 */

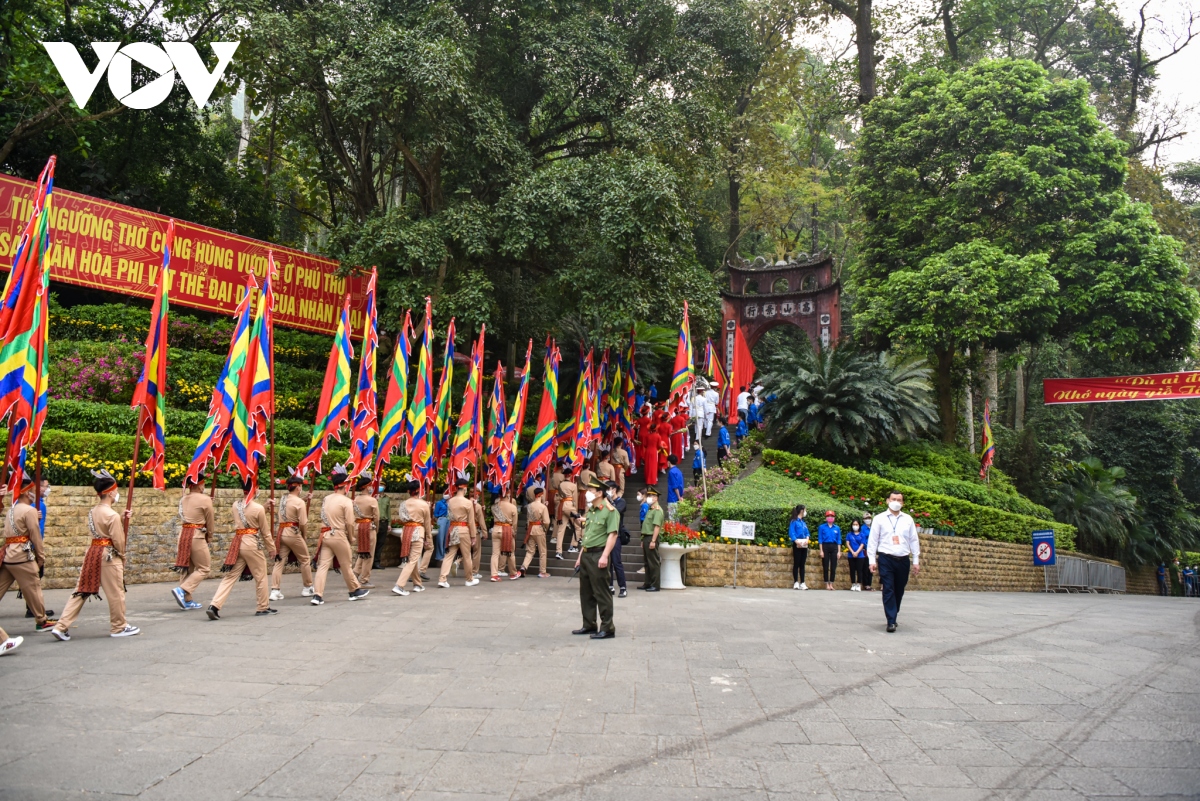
xmin=392 ymin=586 xmax=409 ymax=596
xmin=51 ymin=629 xmax=69 ymax=642
xmin=473 ymin=573 xmax=482 ymax=580
xmin=498 ymin=571 xmax=508 ymax=577
xmin=0 ymin=636 xmax=23 ymax=655
xmin=465 ymin=579 xmax=480 ymax=587
xmin=793 ymin=582 xmax=800 ymax=590
xmin=799 ymin=583 xmax=808 ymax=591
xmin=269 ymin=589 xmax=285 ymax=601
xmin=300 ymin=586 xmax=315 ymax=597
xmin=413 ymin=585 xmax=425 ymax=592
xmin=437 ymin=581 xmax=450 ymax=588
xmin=111 ymin=625 xmax=141 ymax=638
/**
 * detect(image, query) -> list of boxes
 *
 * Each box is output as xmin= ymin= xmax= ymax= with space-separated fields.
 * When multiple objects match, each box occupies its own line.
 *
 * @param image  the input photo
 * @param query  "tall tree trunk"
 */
xmin=728 ymin=168 xmax=741 ymax=255
xmin=1014 ymin=349 xmax=1026 ymax=432
xmin=964 ymin=346 xmax=975 ymax=454
xmin=984 ymin=349 xmax=999 ymax=410
xmin=935 ymin=347 xmax=957 ymax=444
xmin=824 ymin=0 xmax=877 ymax=106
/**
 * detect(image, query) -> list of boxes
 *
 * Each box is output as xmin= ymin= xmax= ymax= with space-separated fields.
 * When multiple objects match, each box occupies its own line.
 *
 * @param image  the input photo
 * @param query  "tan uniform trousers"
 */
xmin=270 ymin=529 xmax=313 ymax=590
xmin=490 ymin=526 xmax=517 ymax=577
xmin=179 ymin=537 xmax=211 ymax=597
xmin=56 ymin=557 xmax=126 ymax=634
xmin=471 ymin=532 xmax=482 ymax=578
xmin=0 ymin=560 xmax=47 ymax=624
xmin=438 ymin=526 xmax=475 ymax=584
xmin=554 ymin=501 xmax=577 ymax=552
xmin=394 ymin=534 xmax=424 ymax=590
xmin=353 ymin=528 xmax=376 ymax=584
xmin=211 ymin=543 xmax=269 ymax=612
xmin=521 ymin=525 xmax=548 ymax=575
xmin=313 ymin=534 xmax=361 ymax=597
xmin=419 ymin=531 xmax=435 ymax=573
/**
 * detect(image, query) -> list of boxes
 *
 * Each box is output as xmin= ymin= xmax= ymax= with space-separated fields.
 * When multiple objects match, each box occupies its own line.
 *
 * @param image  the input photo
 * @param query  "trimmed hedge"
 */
xmin=701 ymin=468 xmax=868 ymax=547
xmin=46 ymin=399 xmax=315 ymax=449
xmin=763 ymin=449 xmax=1076 ymax=550
xmin=869 ymin=461 xmax=1054 ymax=519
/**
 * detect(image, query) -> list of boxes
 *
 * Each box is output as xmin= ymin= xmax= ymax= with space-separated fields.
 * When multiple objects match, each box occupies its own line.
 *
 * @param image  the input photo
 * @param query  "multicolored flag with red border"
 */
xmin=449 ymin=326 xmax=485 ymax=475
xmin=980 ymin=399 xmax=995 ymax=481
xmin=499 ymin=340 xmax=532 ymax=488
xmin=669 ymin=301 xmax=694 ymax=403
xmin=704 ymin=337 xmax=726 ymax=394
xmin=376 ymin=309 xmax=412 ymax=474
xmin=295 ymin=294 xmax=354 ymax=477
xmin=227 ymin=273 xmax=273 ymax=489
xmin=407 ymin=300 xmax=435 ymax=486
xmin=346 ymin=268 xmax=379 ymax=478
xmin=431 ymin=318 xmax=456 ymax=466
xmin=484 ymin=362 xmax=506 ymax=485
xmin=520 ymin=338 xmax=560 ymax=484
xmin=130 ymin=220 xmax=173 ymax=489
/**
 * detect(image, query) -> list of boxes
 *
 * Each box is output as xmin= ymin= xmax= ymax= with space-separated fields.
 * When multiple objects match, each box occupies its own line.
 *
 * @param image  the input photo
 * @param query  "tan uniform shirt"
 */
xmin=280 ymin=493 xmax=309 ymax=531
xmin=611 ymin=449 xmax=630 ymax=470
xmin=492 ymin=499 xmax=518 ymax=531
xmin=447 ymin=493 xmax=476 ymax=540
xmin=3 ymin=501 xmax=43 ymax=563
xmin=238 ymin=499 xmax=272 ymax=552
xmin=354 ymin=494 xmax=380 ymax=530
xmin=549 ymin=470 xmax=564 ymax=495
xmin=473 ymin=499 xmax=487 ymax=533
xmin=558 ymin=480 xmax=577 ymax=503
xmin=322 ymin=492 xmax=356 ymax=538
xmin=182 ymin=490 xmax=216 ymax=539
xmin=92 ymin=503 xmax=126 ymax=557
xmin=597 ymin=461 xmax=615 ymax=482
xmin=399 ymin=497 xmax=432 ymax=540
xmin=578 ymin=468 xmax=597 ymax=490
xmin=526 ymin=500 xmax=550 ymax=530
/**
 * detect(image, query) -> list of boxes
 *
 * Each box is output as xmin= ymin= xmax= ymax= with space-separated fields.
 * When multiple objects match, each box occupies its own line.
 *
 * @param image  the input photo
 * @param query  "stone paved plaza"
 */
xmin=1 ymin=578 xmax=1197 ymax=801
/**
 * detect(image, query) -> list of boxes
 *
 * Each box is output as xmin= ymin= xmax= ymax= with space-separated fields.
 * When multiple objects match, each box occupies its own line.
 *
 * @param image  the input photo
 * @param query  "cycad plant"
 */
xmin=1053 ymin=457 xmax=1138 ymax=558
xmin=761 ymin=342 xmax=937 ymax=455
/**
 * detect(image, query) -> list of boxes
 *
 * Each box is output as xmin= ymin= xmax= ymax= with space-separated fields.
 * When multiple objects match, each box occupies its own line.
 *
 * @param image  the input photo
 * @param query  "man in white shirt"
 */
xmin=868 ymin=490 xmax=920 ymax=632
xmin=735 ymin=386 xmax=750 ymax=416
xmin=703 ymin=387 xmax=719 ymax=436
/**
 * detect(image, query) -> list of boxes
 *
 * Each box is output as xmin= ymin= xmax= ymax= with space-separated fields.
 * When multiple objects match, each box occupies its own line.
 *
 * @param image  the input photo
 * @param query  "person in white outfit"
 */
xmin=869 ymin=491 xmax=921 ymax=633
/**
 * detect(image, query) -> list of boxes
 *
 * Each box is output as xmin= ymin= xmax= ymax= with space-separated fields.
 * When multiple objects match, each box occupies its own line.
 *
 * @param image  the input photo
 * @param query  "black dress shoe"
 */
xmin=645 ymin=586 xmax=660 ymax=592
xmin=572 ymin=627 xmax=598 ymax=635
xmin=618 ymin=588 xmax=627 ymax=598
xmin=206 ymin=606 xmax=221 ymax=620
xmin=255 ymin=608 xmax=279 ymax=616
xmin=590 ymin=630 xmax=615 ymax=639
xmin=886 ymin=622 xmax=896 ymax=632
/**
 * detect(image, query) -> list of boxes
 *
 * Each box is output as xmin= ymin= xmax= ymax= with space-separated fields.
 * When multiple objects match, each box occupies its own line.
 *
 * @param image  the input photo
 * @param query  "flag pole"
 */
xmin=34 ymin=437 xmax=43 ymax=509
xmin=123 ymin=410 xmax=145 ymax=536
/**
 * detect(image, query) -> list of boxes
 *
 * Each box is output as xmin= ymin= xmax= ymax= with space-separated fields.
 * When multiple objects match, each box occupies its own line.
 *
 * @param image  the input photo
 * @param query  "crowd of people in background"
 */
xmin=1160 ymin=560 xmax=1199 ymax=597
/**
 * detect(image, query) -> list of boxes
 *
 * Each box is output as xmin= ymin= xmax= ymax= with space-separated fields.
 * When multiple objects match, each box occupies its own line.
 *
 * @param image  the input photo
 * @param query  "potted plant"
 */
xmin=658 ymin=521 xmax=704 ymax=589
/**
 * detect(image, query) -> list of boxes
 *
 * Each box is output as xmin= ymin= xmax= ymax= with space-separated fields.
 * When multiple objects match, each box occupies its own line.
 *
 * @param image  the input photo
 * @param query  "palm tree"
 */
xmin=761 ymin=342 xmax=937 ymax=455
xmin=1053 ymin=457 xmax=1139 ymax=558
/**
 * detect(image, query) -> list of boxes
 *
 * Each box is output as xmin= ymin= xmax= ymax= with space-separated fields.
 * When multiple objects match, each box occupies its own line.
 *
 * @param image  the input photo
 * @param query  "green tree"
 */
xmin=853 ymin=59 xmax=1198 ymax=442
xmin=1053 ymin=456 xmax=1137 ymax=558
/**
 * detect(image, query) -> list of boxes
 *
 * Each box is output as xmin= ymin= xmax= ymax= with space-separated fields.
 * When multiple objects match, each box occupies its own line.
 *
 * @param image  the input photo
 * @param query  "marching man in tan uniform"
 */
xmin=391 ymin=479 xmax=431 ymax=596
xmin=52 ymin=469 xmax=138 ymax=641
xmin=270 ymin=470 xmax=314 ymax=600
xmin=311 ymin=464 xmax=370 ymax=605
xmin=554 ymin=472 xmax=578 ymax=559
xmin=171 ymin=473 xmax=215 ymax=611
xmin=1 ymin=480 xmax=57 ymax=633
xmin=596 ymin=448 xmax=616 ymax=488
xmin=610 ymin=437 xmax=631 ymax=493
xmin=437 ymin=472 xmax=479 ymax=587
xmin=206 ymin=480 xmax=276 ymax=620
xmin=471 ymin=485 xmax=487 ymax=581
xmin=513 ymin=486 xmax=551 ymax=579
xmin=352 ymin=474 xmax=380 ymax=589
xmin=548 ymin=462 xmax=565 ymax=535
xmin=489 ymin=487 xmax=518 ymax=581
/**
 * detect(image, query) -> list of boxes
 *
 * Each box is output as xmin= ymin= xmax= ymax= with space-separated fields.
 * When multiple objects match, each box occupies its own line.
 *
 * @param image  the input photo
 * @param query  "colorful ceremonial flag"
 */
xmin=227 ymin=272 xmax=274 ymax=489
xmin=484 ymin=363 xmax=507 ymax=485
xmin=520 ymin=338 xmax=560 ymax=484
xmin=129 ymin=220 xmax=173 ymax=489
xmin=980 ymin=399 xmax=995 ymax=481
xmin=431 ymin=318 xmax=457 ymax=465
xmin=295 ymin=294 xmax=354 ymax=477
xmin=184 ymin=274 xmax=255 ymax=486
xmin=448 ymin=326 xmax=485 ymax=475
xmin=346 ymin=268 xmax=379 ymax=478
xmin=499 ymin=340 xmax=532 ymax=487
xmin=376 ymin=310 xmax=412 ymax=473
xmin=0 ymin=157 xmax=55 ymax=493
xmin=704 ymin=338 xmax=726 ymax=393
xmin=669 ymin=301 xmax=694 ymax=403
xmin=407 ymin=300 xmax=435 ymax=486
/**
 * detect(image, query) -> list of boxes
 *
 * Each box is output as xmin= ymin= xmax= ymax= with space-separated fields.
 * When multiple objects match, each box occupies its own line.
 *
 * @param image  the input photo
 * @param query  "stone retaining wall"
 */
xmin=27 ymin=487 xmax=405 ymax=590
xmin=682 ymin=536 xmax=1143 ymax=593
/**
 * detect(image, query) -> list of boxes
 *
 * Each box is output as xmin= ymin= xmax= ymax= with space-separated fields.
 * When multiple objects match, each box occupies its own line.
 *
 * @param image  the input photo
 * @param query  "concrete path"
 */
xmin=1 ymin=579 xmax=1197 ymax=800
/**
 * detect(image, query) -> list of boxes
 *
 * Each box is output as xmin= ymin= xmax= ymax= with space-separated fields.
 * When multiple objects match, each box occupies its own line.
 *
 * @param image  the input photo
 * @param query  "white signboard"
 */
xmin=721 ymin=520 xmax=756 ymax=540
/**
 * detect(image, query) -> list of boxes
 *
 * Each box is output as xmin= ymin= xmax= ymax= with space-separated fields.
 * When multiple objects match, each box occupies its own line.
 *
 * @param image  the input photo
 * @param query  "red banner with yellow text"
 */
xmin=0 ymin=174 xmax=366 ymax=337
xmin=1043 ymin=372 xmax=1200 ymax=404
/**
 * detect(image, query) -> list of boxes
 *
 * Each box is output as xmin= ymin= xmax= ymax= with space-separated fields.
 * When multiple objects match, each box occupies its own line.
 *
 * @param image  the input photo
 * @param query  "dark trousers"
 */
xmin=608 ymin=538 xmax=626 ymax=590
xmin=792 ymin=546 xmax=807 ymax=583
xmin=821 ymin=543 xmax=838 ymax=582
xmin=642 ymin=537 xmax=661 ymax=588
xmin=716 ymin=447 xmax=728 ymax=467
xmin=877 ymin=553 xmax=911 ymax=625
xmin=579 ymin=550 xmax=615 ymax=633
xmin=848 ymin=556 xmax=870 ymax=586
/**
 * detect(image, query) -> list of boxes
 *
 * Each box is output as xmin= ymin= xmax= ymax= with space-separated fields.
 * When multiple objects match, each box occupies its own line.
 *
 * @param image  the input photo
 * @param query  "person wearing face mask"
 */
xmin=639 ymin=487 xmax=664 ymax=591
xmin=860 ymin=513 xmax=873 ymax=590
xmin=1 ymin=479 xmax=57 ymax=634
xmin=52 ymin=469 xmax=139 ymax=641
xmin=869 ymin=492 xmax=921 ymax=632
xmin=437 ymin=472 xmax=480 ymax=588
xmin=206 ymin=479 xmax=276 ymax=620
xmin=572 ymin=479 xmax=620 ymax=638
xmin=817 ymin=511 xmax=842 ymax=590
xmin=846 ymin=520 xmax=867 ymax=592
xmin=171 ymin=472 xmax=216 ymax=611
xmin=603 ymin=481 xmax=628 ymax=598
xmin=789 ymin=505 xmax=810 ymax=590
xmin=514 ymin=486 xmax=551 ymax=579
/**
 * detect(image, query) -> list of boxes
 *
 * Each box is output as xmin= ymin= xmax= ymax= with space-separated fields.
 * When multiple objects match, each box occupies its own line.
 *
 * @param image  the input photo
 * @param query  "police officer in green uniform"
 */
xmin=572 ymin=478 xmax=619 ymax=639
xmin=640 ymin=486 xmax=664 ymax=591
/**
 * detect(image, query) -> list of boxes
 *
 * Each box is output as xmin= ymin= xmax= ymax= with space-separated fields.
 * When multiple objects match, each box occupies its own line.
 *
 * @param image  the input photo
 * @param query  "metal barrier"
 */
xmin=1044 ymin=555 xmax=1125 ymax=593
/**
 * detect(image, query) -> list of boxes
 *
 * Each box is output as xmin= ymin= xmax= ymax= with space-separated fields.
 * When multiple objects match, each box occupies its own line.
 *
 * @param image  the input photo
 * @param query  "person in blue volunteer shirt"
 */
xmin=691 ymin=446 xmax=706 ymax=485
xmin=859 ymin=512 xmax=873 ymax=590
xmin=666 ymin=455 xmax=685 ymax=521
xmin=715 ymin=423 xmax=731 ymax=467
xmin=845 ymin=520 xmax=867 ymax=592
xmin=789 ymin=505 xmax=810 ymax=590
xmin=1157 ymin=563 xmax=1168 ymax=596
xmin=734 ymin=416 xmax=748 ymax=447
xmin=745 ymin=400 xmax=759 ymax=428
xmin=817 ymin=511 xmax=842 ymax=590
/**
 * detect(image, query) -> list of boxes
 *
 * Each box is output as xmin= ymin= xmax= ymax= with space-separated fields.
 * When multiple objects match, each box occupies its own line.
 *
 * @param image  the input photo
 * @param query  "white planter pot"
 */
xmin=659 ymin=543 xmax=702 ymax=590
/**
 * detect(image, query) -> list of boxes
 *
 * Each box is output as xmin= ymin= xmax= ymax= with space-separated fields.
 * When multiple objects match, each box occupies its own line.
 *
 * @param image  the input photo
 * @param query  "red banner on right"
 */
xmin=1043 ymin=371 xmax=1200 ymax=404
